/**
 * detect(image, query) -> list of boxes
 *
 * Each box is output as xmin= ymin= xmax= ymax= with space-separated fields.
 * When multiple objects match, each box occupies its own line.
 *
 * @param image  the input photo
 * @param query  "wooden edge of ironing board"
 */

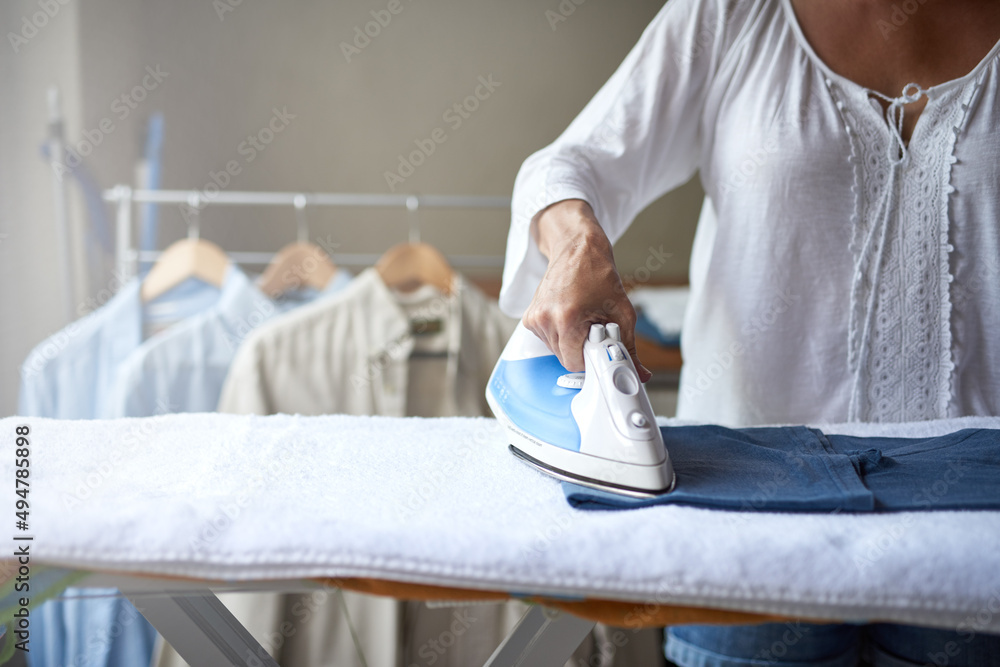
xmin=29 ymin=564 xmax=799 ymax=628
xmin=328 ymin=577 xmax=797 ymax=628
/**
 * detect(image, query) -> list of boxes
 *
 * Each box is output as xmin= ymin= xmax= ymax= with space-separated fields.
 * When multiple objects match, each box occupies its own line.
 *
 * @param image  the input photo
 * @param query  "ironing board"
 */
xmin=3 ymin=413 xmax=999 ymax=666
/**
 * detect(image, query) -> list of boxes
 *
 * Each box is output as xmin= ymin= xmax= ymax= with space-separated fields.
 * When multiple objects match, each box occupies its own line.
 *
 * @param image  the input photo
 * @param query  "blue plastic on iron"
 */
xmin=490 ymin=356 xmax=582 ymax=451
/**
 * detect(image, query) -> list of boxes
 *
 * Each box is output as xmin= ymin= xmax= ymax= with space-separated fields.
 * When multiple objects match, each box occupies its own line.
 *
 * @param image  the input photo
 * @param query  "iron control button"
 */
xmin=556 ymin=373 xmax=586 ymax=389
xmin=607 ymin=345 xmax=625 ymax=362
xmin=589 ymin=323 xmax=606 ymax=343
xmin=629 ymin=411 xmax=648 ymax=428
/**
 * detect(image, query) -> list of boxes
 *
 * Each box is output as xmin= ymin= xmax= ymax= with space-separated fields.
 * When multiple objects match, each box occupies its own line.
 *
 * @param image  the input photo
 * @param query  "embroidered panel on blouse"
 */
xmin=825 ymin=75 xmax=983 ymax=423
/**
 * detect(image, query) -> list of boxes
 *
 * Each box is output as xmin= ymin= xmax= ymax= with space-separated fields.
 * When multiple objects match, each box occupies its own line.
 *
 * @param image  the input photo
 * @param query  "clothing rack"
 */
xmin=103 ymin=186 xmax=511 ymax=281
xmin=47 ymin=87 xmax=76 ymax=320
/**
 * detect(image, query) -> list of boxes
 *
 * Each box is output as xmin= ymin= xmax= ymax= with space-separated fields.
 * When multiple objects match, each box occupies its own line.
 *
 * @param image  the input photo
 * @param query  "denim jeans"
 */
xmin=665 ymin=622 xmax=1000 ymax=667
xmin=565 ymin=426 xmax=1000 ymax=512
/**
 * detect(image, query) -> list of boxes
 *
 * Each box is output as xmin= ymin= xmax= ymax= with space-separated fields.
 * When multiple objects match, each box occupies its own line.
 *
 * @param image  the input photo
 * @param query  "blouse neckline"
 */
xmin=779 ymin=0 xmax=1000 ymax=100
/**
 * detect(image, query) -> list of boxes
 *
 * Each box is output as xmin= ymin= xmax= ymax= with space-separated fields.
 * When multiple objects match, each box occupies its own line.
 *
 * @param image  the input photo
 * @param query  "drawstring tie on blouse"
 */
xmin=868 ymin=82 xmax=927 ymax=164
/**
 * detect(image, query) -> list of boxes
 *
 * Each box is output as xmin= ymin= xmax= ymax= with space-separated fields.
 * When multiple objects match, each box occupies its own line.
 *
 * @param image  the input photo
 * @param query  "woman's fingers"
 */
xmin=526 ymin=198 xmax=653 ymax=381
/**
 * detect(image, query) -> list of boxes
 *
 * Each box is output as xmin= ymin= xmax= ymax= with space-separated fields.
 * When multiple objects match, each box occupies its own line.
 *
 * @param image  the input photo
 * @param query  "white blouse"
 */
xmin=499 ymin=0 xmax=1000 ymax=427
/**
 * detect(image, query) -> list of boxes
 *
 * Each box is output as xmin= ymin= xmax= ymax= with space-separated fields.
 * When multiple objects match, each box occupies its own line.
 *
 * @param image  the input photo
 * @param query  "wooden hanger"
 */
xmin=141 ymin=238 xmax=230 ymax=302
xmin=374 ymin=242 xmax=455 ymax=296
xmin=257 ymin=241 xmax=337 ymax=298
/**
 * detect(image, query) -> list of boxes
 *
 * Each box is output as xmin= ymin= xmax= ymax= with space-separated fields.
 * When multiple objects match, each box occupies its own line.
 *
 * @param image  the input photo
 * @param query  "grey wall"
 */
xmin=0 ymin=0 xmax=703 ymax=416
xmin=1 ymin=0 xmax=86 ymax=416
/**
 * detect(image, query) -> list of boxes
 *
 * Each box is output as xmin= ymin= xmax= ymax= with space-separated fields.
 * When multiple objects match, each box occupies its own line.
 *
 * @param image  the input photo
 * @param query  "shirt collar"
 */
xmin=97 ymin=278 xmax=144 ymax=359
xmin=323 ymin=268 xmax=354 ymax=295
xmin=364 ymin=267 xmax=466 ymax=412
xmin=268 ymin=267 xmax=355 ymax=312
xmin=212 ymin=264 xmax=279 ymax=339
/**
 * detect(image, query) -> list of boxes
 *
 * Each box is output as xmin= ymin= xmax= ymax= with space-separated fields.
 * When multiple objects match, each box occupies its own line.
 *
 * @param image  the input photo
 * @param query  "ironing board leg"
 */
xmin=483 ymin=605 xmax=595 ymax=667
xmin=129 ymin=592 xmax=279 ymax=667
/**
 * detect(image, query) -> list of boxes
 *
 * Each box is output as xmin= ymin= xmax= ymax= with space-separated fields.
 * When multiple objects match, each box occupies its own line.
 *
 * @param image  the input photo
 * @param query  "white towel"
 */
xmin=5 ymin=413 xmax=1000 ymax=633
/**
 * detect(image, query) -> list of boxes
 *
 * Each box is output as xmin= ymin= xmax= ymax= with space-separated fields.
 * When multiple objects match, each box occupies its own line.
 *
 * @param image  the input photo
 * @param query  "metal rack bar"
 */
xmin=48 ymin=87 xmax=76 ymax=320
xmin=132 ymin=250 xmax=504 ymax=268
xmin=103 ymin=187 xmax=511 ymax=281
xmin=103 ymin=188 xmax=511 ymax=209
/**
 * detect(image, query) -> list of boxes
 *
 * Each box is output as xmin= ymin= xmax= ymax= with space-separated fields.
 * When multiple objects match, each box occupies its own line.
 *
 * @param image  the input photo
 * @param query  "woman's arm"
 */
xmin=524 ymin=199 xmax=648 ymax=380
xmin=501 ymin=0 xmax=750 ymax=376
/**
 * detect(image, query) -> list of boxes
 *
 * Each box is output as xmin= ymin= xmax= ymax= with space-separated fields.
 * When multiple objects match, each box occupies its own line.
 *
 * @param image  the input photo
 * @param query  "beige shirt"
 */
xmin=218 ymin=268 xmax=517 ymax=417
xmin=209 ymin=268 xmax=518 ymax=667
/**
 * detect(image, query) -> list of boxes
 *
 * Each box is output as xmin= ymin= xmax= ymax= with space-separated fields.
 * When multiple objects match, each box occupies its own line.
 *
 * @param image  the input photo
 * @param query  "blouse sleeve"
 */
xmin=499 ymin=0 xmax=741 ymax=316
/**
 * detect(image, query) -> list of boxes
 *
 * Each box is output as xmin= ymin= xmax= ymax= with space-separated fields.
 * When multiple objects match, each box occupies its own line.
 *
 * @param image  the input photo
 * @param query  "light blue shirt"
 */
xmin=19 ymin=277 xmax=219 ymax=667
xmin=18 ymin=278 xmax=219 ymax=419
xmin=106 ymin=266 xmax=352 ymax=416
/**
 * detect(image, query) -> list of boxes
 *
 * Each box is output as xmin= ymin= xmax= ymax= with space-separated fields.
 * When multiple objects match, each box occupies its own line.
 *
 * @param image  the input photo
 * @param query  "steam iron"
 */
xmin=486 ymin=321 xmax=675 ymax=497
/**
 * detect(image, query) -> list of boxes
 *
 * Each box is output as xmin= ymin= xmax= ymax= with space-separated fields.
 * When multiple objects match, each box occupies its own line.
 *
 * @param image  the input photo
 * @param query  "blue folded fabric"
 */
xmin=823 ymin=429 xmax=1000 ymax=511
xmin=564 ymin=425 xmax=1000 ymax=512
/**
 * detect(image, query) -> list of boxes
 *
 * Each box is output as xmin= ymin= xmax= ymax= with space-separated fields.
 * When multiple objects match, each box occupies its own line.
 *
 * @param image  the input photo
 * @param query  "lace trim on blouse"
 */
xmin=826 ymin=75 xmax=984 ymax=422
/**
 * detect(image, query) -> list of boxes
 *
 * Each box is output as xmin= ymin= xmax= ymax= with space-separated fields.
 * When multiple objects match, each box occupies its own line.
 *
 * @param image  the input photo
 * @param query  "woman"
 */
xmin=499 ymin=0 xmax=1000 ymax=664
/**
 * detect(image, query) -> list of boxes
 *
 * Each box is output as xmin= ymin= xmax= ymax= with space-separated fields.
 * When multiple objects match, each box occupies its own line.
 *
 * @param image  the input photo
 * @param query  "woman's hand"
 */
xmin=523 ymin=199 xmax=652 ymax=382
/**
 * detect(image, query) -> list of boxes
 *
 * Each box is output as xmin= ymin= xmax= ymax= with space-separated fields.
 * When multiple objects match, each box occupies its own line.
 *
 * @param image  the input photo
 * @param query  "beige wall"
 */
xmin=0 ymin=0 xmax=703 ymax=415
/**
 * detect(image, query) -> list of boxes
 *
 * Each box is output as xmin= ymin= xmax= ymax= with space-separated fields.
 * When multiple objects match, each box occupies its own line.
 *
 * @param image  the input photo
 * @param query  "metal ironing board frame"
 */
xmin=73 ymin=572 xmax=596 ymax=667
